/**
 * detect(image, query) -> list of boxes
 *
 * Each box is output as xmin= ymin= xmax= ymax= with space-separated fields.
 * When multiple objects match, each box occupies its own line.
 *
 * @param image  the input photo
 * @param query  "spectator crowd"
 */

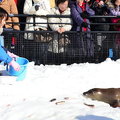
xmin=1 ymin=0 xmax=120 ymax=63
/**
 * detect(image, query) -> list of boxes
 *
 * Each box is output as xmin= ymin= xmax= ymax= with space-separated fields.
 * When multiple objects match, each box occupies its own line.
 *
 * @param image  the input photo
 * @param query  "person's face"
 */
xmin=58 ymin=1 xmax=68 ymax=11
xmin=116 ymin=0 xmax=120 ymax=4
xmin=84 ymin=0 xmax=90 ymax=2
xmin=0 ymin=16 xmax=7 ymax=27
xmin=78 ymin=0 xmax=84 ymax=4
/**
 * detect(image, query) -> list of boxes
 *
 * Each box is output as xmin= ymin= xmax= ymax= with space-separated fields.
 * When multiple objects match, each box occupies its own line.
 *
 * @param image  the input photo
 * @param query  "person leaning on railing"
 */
xmin=90 ymin=0 xmax=110 ymax=51
xmin=90 ymin=0 xmax=110 ymax=31
xmin=48 ymin=0 xmax=72 ymax=53
xmin=107 ymin=0 xmax=120 ymax=31
xmin=107 ymin=0 xmax=120 ymax=54
xmin=0 ymin=0 xmax=20 ymax=30
xmin=70 ymin=0 xmax=95 ymax=58
xmin=0 ymin=7 xmax=20 ymax=71
xmin=23 ymin=0 xmax=51 ymax=41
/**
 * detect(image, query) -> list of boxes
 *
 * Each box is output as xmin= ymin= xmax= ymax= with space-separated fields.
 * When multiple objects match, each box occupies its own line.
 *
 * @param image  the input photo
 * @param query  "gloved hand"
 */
xmin=7 ymin=51 xmax=19 ymax=59
xmin=80 ymin=11 xmax=90 ymax=19
xmin=81 ymin=22 xmax=88 ymax=28
xmin=92 ymin=1 xmax=99 ymax=8
xmin=35 ymin=5 xmax=40 ymax=11
xmin=9 ymin=60 xmax=20 ymax=71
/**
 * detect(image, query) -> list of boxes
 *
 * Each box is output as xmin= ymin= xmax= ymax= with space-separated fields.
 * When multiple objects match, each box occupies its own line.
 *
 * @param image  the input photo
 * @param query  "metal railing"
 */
xmin=2 ymin=14 xmax=120 ymax=65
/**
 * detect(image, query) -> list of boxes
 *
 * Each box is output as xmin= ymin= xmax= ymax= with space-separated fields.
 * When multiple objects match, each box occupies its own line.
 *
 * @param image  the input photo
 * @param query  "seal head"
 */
xmin=83 ymin=88 xmax=120 ymax=108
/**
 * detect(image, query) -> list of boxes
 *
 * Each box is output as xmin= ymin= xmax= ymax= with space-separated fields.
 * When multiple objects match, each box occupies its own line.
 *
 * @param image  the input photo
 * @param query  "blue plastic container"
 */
xmin=7 ymin=57 xmax=29 ymax=81
xmin=108 ymin=48 xmax=113 ymax=58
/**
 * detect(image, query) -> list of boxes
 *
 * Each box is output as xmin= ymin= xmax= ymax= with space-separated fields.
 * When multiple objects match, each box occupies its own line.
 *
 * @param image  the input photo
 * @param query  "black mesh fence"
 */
xmin=2 ymin=30 xmax=119 ymax=65
xmin=2 ymin=14 xmax=120 ymax=65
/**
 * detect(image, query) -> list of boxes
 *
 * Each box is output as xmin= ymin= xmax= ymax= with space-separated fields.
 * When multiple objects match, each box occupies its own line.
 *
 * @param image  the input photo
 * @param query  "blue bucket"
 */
xmin=7 ymin=57 xmax=29 ymax=81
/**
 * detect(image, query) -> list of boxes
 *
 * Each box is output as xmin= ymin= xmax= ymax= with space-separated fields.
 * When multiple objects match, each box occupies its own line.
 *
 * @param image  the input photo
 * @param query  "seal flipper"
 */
xmin=110 ymin=100 xmax=120 ymax=108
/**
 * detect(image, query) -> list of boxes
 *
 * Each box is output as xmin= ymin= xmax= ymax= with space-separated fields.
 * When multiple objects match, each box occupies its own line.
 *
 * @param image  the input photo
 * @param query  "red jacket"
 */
xmin=111 ymin=18 xmax=120 ymax=31
xmin=79 ymin=2 xmax=87 ymax=31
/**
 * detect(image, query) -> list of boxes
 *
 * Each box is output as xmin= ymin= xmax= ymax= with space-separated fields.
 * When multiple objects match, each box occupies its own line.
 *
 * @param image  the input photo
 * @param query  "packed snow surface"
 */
xmin=0 ymin=58 xmax=120 ymax=120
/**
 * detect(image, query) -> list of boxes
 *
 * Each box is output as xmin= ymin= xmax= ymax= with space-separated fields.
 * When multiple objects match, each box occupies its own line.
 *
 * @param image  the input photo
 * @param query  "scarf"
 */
xmin=79 ymin=2 xmax=87 ymax=31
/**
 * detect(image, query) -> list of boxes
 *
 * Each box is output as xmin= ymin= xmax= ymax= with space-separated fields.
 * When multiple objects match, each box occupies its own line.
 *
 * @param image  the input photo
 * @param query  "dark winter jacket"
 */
xmin=91 ymin=4 xmax=110 ymax=31
xmin=71 ymin=2 xmax=95 ymax=31
xmin=69 ymin=2 xmax=95 ymax=58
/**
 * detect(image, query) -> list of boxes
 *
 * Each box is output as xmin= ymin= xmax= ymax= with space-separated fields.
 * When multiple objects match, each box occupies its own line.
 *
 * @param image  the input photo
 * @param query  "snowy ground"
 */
xmin=0 ymin=58 xmax=120 ymax=120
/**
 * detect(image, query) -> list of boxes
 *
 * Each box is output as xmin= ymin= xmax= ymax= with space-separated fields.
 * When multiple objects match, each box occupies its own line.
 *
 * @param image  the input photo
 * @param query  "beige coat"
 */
xmin=0 ymin=0 xmax=20 ymax=30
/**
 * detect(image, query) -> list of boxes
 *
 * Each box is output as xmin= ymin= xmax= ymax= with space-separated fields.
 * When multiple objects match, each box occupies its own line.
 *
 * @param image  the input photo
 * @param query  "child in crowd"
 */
xmin=0 ymin=7 xmax=20 ymax=71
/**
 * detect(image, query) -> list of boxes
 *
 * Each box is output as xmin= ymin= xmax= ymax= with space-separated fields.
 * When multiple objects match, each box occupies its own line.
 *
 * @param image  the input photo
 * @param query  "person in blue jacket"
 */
xmin=0 ymin=7 xmax=20 ymax=71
